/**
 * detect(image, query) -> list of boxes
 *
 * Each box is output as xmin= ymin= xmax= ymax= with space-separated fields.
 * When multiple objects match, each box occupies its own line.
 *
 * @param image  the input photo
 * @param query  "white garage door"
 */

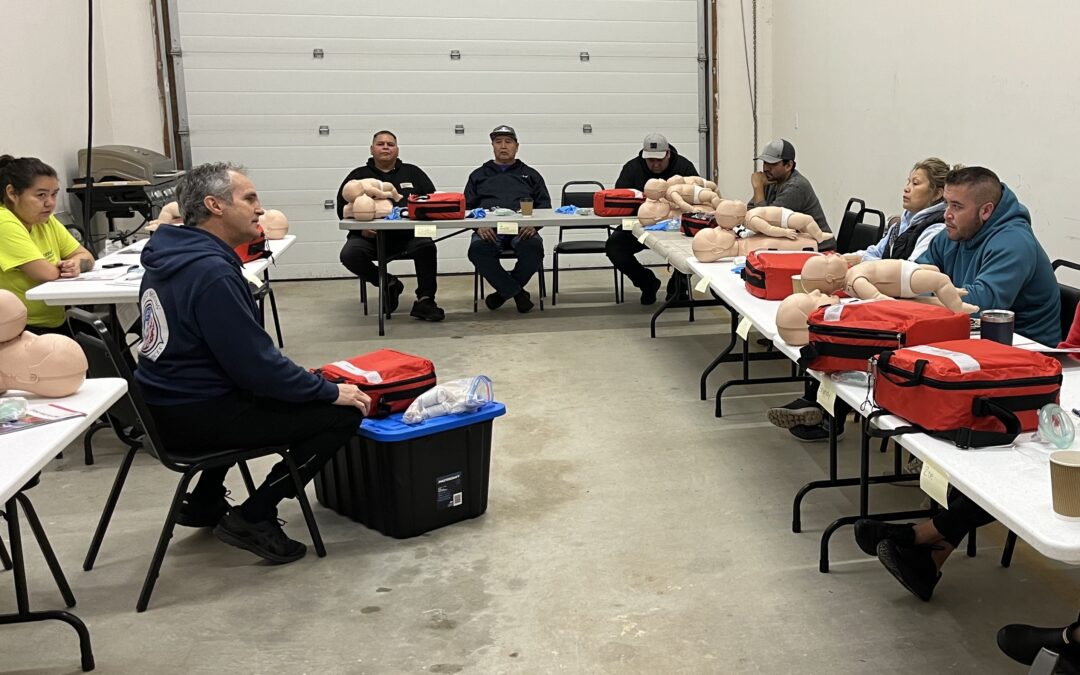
xmin=173 ymin=0 xmax=706 ymax=278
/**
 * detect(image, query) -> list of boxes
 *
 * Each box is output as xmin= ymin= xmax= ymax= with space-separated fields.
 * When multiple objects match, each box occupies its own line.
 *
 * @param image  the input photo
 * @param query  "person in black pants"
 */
xmin=464 ymin=125 xmax=551 ymax=313
xmin=136 ymin=162 xmax=370 ymax=564
xmin=605 ymin=133 xmax=699 ymax=304
xmin=852 ymin=488 xmax=996 ymax=601
xmin=337 ymin=130 xmax=444 ymax=321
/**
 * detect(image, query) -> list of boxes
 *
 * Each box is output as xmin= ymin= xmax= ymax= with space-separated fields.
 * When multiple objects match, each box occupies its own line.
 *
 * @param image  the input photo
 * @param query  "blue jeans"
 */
xmin=467 ymin=232 xmax=544 ymax=298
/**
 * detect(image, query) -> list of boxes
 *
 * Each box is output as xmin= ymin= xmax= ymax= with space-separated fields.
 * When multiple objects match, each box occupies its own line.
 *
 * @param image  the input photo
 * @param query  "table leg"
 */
xmin=0 ymin=495 xmax=95 ymax=671
xmin=714 ymin=326 xmax=806 ymax=417
xmin=376 ymin=230 xmax=387 ymax=337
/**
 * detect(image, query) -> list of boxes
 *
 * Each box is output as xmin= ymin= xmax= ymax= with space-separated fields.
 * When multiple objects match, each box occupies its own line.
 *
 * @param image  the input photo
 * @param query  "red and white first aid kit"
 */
xmin=408 ymin=192 xmax=466 ymax=220
xmin=799 ymin=299 xmax=970 ymax=373
xmin=680 ymin=212 xmax=717 ymax=237
xmin=742 ymin=250 xmax=822 ymax=300
xmin=314 ymin=349 xmax=437 ymax=418
xmin=873 ymin=338 xmax=1062 ymax=448
xmin=593 ymin=188 xmax=645 ymax=217
xmin=234 ymin=225 xmax=270 ymax=264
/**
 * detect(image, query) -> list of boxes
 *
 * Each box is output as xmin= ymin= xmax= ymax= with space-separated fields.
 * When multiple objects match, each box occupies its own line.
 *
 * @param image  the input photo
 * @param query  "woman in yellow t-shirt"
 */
xmin=0 ymin=155 xmax=95 ymax=334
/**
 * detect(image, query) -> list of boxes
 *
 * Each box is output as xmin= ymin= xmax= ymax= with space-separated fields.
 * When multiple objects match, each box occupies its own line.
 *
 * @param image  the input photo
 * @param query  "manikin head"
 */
xmin=490 ymin=125 xmax=519 ymax=165
xmin=692 ymin=227 xmax=738 ymax=262
xmin=799 ymin=255 xmax=848 ymax=293
xmin=713 ymin=200 xmax=748 ymax=229
xmin=352 ymin=195 xmax=376 ymax=221
xmin=641 ymin=133 xmax=671 ymax=175
xmin=755 ymin=138 xmax=796 ymax=184
xmin=903 ymin=157 xmax=949 ymax=214
xmin=0 ymin=155 xmax=59 ymax=226
xmin=0 ymin=289 xmax=86 ymax=397
xmin=177 ymin=162 xmax=265 ymax=248
xmin=644 ymin=178 xmax=669 ymax=201
xmin=942 ymin=166 xmax=1002 ymax=241
xmin=370 ymin=130 xmax=399 ymax=170
xmin=259 ymin=209 xmax=289 ymax=239
xmin=0 ymin=291 xmax=27 ymax=341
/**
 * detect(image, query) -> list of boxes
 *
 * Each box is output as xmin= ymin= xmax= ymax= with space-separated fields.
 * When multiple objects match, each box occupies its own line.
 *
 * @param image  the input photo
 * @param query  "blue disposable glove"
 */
xmin=555 ymin=205 xmax=578 ymax=215
xmin=384 ymin=206 xmax=402 ymax=220
xmin=467 ymin=208 xmax=487 ymax=219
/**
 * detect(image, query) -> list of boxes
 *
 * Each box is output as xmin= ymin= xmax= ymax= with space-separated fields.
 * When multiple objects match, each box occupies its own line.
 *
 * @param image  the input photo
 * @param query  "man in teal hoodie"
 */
xmin=853 ymin=166 xmax=1061 ymax=602
xmin=917 ymin=166 xmax=1060 ymax=346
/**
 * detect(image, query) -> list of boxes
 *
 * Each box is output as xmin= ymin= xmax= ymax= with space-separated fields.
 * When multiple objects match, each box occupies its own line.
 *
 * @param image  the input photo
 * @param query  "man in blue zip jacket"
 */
xmin=136 ymin=162 xmax=370 ymax=564
xmin=464 ymin=125 xmax=551 ymax=313
xmin=854 ymin=166 xmax=1061 ymax=602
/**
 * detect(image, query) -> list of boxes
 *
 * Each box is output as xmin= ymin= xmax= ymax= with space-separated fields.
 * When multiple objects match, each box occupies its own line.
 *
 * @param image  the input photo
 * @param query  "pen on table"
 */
xmin=1072 ymin=408 xmax=1080 ymax=417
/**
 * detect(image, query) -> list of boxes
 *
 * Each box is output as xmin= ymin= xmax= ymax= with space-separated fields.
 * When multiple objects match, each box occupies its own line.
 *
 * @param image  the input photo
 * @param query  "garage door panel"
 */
xmin=184 ymin=69 xmax=696 ymax=95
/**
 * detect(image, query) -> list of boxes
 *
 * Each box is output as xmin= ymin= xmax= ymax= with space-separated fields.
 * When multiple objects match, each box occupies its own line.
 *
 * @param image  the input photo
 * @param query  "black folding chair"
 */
xmin=68 ymin=309 xmax=320 ymax=612
xmin=551 ymin=181 xmax=622 ymax=304
xmin=834 ymin=197 xmax=887 ymax=254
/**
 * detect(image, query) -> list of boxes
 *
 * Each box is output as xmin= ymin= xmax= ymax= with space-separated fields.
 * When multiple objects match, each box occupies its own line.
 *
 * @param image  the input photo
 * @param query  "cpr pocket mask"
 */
xmin=403 ymin=375 xmax=494 ymax=424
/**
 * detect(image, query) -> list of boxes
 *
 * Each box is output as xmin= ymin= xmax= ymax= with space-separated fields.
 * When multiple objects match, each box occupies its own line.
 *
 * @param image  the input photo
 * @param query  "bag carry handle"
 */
xmin=866 ymin=408 xmax=923 ymax=439
xmin=876 ymin=353 xmax=926 ymax=388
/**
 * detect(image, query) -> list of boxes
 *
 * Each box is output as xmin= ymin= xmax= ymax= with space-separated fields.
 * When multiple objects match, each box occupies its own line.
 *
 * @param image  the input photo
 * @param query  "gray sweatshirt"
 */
xmin=749 ymin=169 xmax=832 ymax=248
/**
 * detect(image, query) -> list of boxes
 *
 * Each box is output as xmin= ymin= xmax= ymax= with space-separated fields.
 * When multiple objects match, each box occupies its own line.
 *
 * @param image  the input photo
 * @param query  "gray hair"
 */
xmin=177 ymin=162 xmax=246 ymax=225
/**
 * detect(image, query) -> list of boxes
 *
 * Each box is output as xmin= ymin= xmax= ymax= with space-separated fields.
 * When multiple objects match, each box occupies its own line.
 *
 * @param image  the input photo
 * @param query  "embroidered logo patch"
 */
xmin=138 ymin=288 xmax=169 ymax=361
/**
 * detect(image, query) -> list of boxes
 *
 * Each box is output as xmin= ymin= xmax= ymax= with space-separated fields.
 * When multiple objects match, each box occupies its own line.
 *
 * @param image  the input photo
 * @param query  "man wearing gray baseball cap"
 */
xmin=749 ymin=138 xmax=833 ymax=250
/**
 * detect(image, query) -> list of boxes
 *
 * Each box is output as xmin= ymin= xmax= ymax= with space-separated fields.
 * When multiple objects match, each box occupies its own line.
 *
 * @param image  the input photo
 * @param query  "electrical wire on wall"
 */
xmin=740 ymin=0 xmax=758 ymax=166
xmin=82 ymin=0 xmax=94 ymax=246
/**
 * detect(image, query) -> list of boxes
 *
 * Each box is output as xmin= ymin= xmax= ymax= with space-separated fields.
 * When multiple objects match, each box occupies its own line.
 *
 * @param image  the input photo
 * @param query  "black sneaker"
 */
xmin=789 ymin=419 xmax=844 ymax=442
xmin=175 ymin=489 xmax=230 ymax=528
xmin=514 ymin=290 xmax=534 ymax=313
xmin=213 ymin=508 xmax=307 ymax=564
xmin=997 ymin=619 xmax=1080 ymax=666
xmin=410 ymin=297 xmax=445 ymax=322
xmin=767 ymin=397 xmax=824 ymax=429
xmin=876 ymin=539 xmax=940 ymax=601
xmin=854 ymin=519 xmax=915 ymax=556
xmin=383 ymin=277 xmax=405 ymax=315
xmin=485 ymin=292 xmax=508 ymax=310
xmin=640 ymin=276 xmax=662 ymax=305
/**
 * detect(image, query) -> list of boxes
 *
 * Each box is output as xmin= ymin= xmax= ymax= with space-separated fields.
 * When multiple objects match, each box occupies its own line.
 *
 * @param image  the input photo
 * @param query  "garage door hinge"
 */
xmin=698 ymin=124 xmax=708 ymax=133
xmin=169 ymin=47 xmax=182 ymax=57
xmin=324 ymin=200 xmax=334 ymax=210
xmin=697 ymin=52 xmax=707 ymax=64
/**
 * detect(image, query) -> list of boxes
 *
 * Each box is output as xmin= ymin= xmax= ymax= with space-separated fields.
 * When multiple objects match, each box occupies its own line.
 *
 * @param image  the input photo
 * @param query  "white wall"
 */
xmin=720 ymin=0 xmax=1080 ymax=265
xmin=2 ymin=1 xmax=163 ymax=219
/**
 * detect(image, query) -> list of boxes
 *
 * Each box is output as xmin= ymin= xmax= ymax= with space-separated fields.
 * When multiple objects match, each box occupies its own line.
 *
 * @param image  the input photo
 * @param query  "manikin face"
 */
xmin=902 ymin=169 xmax=942 ymax=214
xmin=207 ymin=171 xmax=264 ymax=247
xmin=645 ymin=152 xmax=671 ymax=175
xmin=371 ymin=134 xmax=399 ymax=166
xmin=5 ymin=175 xmax=59 ymax=226
xmin=943 ymin=183 xmax=994 ymax=241
xmin=492 ymin=136 xmax=518 ymax=164
xmin=761 ymin=160 xmax=793 ymax=183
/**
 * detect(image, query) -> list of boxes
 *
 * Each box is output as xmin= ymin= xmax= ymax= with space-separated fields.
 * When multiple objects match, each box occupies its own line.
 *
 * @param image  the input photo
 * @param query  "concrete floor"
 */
xmin=4 ymin=269 xmax=1079 ymax=674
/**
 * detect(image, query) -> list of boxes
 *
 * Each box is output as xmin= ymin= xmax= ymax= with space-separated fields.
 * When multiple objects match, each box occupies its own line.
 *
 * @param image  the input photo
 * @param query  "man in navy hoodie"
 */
xmin=136 ymin=162 xmax=370 ymax=564
xmin=464 ymin=125 xmax=551 ymax=313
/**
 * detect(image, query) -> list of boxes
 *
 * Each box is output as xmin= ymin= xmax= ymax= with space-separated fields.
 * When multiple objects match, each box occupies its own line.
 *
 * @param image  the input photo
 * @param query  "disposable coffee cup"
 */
xmin=1050 ymin=450 xmax=1080 ymax=520
xmin=791 ymin=275 xmax=805 ymax=294
xmin=520 ymin=198 xmax=534 ymax=217
xmin=980 ymin=309 xmax=1014 ymax=345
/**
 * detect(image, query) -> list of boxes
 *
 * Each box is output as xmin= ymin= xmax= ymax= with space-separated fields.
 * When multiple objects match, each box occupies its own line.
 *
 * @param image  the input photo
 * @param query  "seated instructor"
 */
xmin=748 ymin=138 xmax=833 ymax=250
xmin=0 ymin=155 xmax=95 ymax=334
xmin=337 ymin=130 xmax=444 ymax=321
xmin=465 ymin=125 xmax=551 ymax=313
xmin=605 ymin=133 xmax=699 ymax=304
xmin=137 ymin=162 xmax=370 ymax=564
xmin=854 ymin=167 xmax=1060 ymax=601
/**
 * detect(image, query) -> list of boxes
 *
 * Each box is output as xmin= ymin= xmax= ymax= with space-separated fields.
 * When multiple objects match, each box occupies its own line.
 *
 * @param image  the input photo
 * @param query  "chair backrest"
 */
xmin=1053 ymin=259 xmax=1080 ymax=343
xmin=845 ymin=208 xmax=887 ymax=253
xmin=67 ymin=308 xmax=173 ymax=467
xmin=833 ymin=197 xmax=866 ymax=253
xmin=561 ymin=180 xmax=604 ymax=208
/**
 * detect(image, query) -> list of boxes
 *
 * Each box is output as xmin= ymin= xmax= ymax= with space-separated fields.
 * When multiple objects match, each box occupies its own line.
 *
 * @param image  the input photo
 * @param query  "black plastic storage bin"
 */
xmin=315 ymin=403 xmax=505 ymax=538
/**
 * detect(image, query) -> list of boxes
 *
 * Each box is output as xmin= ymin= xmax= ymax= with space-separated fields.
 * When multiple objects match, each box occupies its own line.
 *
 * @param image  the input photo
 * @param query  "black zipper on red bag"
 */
xmin=878 ymin=360 xmax=1061 ymax=389
xmin=810 ymin=325 xmax=904 ymax=346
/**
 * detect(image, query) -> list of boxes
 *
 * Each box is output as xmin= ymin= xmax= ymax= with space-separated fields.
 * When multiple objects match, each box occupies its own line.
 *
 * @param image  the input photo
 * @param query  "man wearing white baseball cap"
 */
xmin=749 ymin=138 xmax=833 ymax=250
xmin=606 ymin=133 xmax=700 ymax=304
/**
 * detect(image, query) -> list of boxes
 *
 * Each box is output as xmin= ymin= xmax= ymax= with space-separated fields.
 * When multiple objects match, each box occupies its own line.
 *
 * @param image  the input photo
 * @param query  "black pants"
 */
xmin=340 ymin=231 xmax=438 ymax=300
xmin=803 ymin=379 xmax=852 ymax=426
xmin=932 ymin=487 xmax=996 ymax=548
xmin=148 ymin=392 xmax=363 ymax=521
xmin=605 ymin=229 xmax=656 ymax=290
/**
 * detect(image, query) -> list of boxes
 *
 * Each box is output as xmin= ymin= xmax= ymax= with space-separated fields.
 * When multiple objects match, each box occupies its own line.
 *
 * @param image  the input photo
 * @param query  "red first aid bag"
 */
xmin=873 ymin=339 xmax=1062 ymax=448
xmin=742 ymin=250 xmax=822 ymax=300
xmin=799 ymin=299 xmax=970 ymax=373
xmin=680 ymin=212 xmax=717 ymax=237
xmin=408 ymin=192 xmax=466 ymax=220
xmin=314 ymin=349 xmax=437 ymax=418
xmin=593 ymin=188 xmax=645 ymax=217
xmin=234 ymin=225 xmax=270 ymax=263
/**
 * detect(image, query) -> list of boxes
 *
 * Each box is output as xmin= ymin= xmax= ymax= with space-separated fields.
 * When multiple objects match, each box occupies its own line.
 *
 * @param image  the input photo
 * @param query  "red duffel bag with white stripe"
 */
xmin=799 ymin=299 xmax=970 ymax=373
xmin=742 ymin=250 xmax=822 ymax=300
xmin=313 ymin=349 xmax=437 ymax=418
xmin=872 ymin=339 xmax=1062 ymax=448
xmin=593 ymin=188 xmax=645 ymax=216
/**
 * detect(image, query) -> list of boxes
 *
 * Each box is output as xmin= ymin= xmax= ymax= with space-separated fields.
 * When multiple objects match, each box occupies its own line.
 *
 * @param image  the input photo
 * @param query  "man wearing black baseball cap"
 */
xmin=749 ymin=138 xmax=832 ymax=250
xmin=464 ymin=125 xmax=551 ymax=313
